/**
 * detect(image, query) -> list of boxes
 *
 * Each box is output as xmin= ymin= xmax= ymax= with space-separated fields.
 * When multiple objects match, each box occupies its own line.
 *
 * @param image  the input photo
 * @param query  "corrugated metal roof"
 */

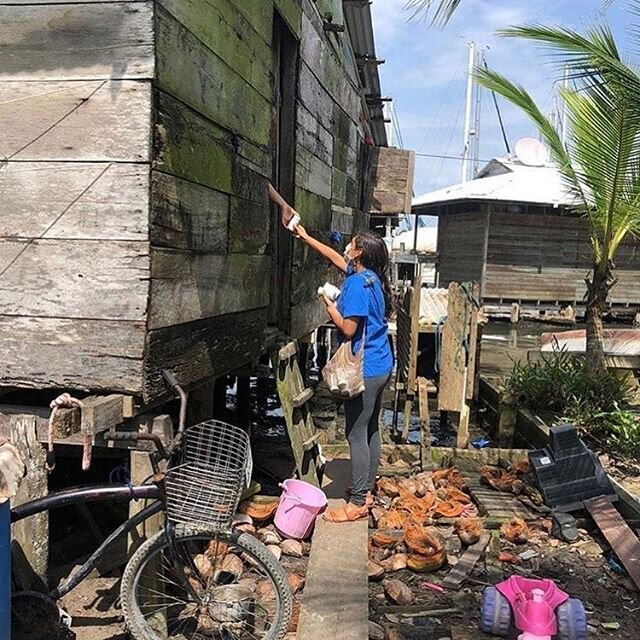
xmin=343 ymin=0 xmax=388 ymax=146
xmin=412 ymin=157 xmax=579 ymax=213
xmin=419 ymin=288 xmax=448 ymax=325
xmin=540 ymin=329 xmax=640 ymax=357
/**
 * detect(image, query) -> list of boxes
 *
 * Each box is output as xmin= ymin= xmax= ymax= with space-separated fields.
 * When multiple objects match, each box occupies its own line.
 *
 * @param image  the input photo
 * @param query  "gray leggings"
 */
xmin=344 ymin=373 xmax=391 ymax=506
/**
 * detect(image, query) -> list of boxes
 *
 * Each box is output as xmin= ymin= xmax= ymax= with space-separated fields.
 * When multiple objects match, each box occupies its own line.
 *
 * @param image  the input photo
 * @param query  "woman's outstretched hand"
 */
xmin=294 ymin=224 xmax=309 ymax=241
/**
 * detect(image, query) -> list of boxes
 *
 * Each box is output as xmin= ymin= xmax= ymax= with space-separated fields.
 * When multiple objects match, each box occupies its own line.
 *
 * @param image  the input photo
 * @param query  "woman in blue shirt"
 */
xmin=294 ymin=225 xmax=393 ymax=523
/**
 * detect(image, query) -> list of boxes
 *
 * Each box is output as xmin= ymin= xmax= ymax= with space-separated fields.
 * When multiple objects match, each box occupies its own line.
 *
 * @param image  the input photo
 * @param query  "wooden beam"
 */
xmin=442 ymin=533 xmax=490 ymax=590
xmin=81 ymin=395 xmax=125 ymax=436
xmin=585 ymin=496 xmax=640 ymax=590
xmin=292 ymin=388 xmax=313 ymax=409
xmin=10 ymin=415 xmax=48 ymax=591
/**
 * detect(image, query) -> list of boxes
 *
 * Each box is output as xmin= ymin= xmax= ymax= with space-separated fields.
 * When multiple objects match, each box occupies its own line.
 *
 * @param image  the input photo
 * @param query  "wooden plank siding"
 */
xmin=437 ymin=208 xmax=640 ymax=307
xmin=437 ymin=212 xmax=488 ymax=289
xmin=1 ymin=0 xmax=373 ymax=400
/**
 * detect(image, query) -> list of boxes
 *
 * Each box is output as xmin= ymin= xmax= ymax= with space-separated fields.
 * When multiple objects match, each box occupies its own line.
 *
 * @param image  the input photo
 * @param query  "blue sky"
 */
xmin=371 ymin=0 xmax=633 ymax=196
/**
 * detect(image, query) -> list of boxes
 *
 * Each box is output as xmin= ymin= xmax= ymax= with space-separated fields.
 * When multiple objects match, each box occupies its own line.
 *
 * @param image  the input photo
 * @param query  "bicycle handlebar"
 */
xmin=104 ymin=431 xmax=168 ymax=460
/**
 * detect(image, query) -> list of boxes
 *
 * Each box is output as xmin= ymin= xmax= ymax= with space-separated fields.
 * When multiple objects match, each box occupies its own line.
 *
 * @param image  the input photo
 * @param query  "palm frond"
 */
xmin=404 ymin=0 xmax=462 ymax=26
xmin=497 ymin=24 xmax=640 ymax=98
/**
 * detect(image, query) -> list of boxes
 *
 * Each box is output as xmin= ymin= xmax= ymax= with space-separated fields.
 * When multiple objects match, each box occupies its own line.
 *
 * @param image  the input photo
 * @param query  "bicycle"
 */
xmin=11 ymin=370 xmax=293 ymax=640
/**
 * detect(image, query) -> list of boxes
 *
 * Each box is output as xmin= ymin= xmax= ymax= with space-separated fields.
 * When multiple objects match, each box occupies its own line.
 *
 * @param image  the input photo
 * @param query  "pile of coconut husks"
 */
xmin=231 ymin=496 xmax=309 ymax=635
xmin=368 ymin=462 xmax=537 ymax=581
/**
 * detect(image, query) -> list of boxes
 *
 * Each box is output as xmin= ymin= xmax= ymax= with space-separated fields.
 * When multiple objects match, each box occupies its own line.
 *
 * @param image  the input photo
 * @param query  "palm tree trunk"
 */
xmin=585 ymin=262 xmax=612 ymax=375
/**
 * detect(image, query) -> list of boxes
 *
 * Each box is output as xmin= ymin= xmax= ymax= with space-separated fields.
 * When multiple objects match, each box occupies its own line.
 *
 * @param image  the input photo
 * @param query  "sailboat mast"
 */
xmin=461 ymin=41 xmax=475 ymax=183
xmin=472 ymin=48 xmax=483 ymax=178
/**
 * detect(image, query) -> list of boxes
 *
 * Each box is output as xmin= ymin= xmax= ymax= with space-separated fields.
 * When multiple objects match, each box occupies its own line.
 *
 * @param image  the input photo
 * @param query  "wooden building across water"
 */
xmin=412 ymin=157 xmax=640 ymax=319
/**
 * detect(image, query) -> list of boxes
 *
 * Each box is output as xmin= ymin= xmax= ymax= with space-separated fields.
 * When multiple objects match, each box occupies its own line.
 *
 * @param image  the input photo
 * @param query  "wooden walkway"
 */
xmin=297 ymin=458 xmax=369 ymax=640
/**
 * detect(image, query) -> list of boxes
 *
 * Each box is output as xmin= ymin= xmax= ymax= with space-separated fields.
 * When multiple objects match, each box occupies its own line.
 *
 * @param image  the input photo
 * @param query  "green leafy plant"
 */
xmin=505 ymin=351 xmax=640 ymax=456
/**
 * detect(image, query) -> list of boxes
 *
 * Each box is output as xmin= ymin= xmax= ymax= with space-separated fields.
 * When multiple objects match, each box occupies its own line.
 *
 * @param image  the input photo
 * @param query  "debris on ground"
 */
xmin=368 ymin=462 xmax=640 ymax=639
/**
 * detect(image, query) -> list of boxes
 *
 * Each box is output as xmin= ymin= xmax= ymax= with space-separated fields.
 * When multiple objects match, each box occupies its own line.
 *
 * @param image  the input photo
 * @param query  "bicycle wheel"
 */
xmin=121 ymin=524 xmax=293 ymax=640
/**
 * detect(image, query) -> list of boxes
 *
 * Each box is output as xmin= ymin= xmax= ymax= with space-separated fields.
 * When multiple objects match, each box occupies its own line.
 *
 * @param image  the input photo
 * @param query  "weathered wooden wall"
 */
xmin=437 ymin=211 xmax=488 ymax=287
xmin=437 ymin=206 xmax=640 ymax=306
xmin=0 ymin=1 xmax=154 ymax=395
xmin=0 ymin=0 xmax=373 ymax=401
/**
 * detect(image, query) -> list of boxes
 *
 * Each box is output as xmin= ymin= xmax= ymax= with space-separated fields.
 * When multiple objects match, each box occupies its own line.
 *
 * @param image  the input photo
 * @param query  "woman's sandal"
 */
xmin=345 ymin=487 xmax=375 ymax=508
xmin=323 ymin=502 xmax=369 ymax=523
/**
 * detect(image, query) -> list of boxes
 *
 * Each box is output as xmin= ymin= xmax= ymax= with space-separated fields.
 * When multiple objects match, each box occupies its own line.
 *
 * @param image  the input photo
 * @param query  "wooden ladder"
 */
xmin=270 ymin=339 xmax=323 ymax=487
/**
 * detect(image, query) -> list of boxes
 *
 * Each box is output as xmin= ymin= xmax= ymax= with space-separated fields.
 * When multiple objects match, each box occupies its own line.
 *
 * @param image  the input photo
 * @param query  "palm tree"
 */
xmin=405 ymin=0 xmax=462 ymax=25
xmin=475 ymin=24 xmax=640 ymax=374
xmin=405 ymin=2 xmax=640 ymax=373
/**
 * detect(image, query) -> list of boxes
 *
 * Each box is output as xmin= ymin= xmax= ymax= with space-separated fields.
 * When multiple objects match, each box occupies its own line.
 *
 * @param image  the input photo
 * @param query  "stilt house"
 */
xmin=412 ymin=157 xmax=640 ymax=317
xmin=0 ymin=0 xmax=389 ymax=404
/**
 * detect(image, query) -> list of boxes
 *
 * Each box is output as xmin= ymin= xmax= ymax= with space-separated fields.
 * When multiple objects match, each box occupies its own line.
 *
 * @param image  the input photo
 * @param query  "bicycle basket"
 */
xmin=165 ymin=420 xmax=252 ymax=530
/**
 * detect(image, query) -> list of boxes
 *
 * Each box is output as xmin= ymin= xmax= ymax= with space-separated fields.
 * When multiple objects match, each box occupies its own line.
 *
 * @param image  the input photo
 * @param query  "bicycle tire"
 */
xmin=121 ymin=524 xmax=293 ymax=640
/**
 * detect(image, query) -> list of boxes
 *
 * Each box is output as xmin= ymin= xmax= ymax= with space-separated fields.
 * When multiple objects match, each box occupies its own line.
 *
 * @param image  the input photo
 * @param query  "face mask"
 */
xmin=343 ymin=242 xmax=352 ymax=263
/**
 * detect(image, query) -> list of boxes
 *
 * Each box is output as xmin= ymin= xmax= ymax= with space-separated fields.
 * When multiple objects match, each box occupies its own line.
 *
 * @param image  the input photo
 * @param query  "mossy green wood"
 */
xmin=158 ymin=0 xmax=273 ymax=100
xmin=156 ymin=7 xmax=272 ymax=147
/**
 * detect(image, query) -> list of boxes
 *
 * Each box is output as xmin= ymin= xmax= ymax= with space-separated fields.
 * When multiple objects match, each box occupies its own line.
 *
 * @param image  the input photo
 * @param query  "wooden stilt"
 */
xmin=212 ymin=376 xmax=228 ymax=420
xmin=187 ymin=378 xmax=215 ymax=427
xmin=10 ymin=415 xmax=48 ymax=591
xmin=236 ymin=375 xmax=251 ymax=434
xmin=417 ymin=377 xmax=430 ymax=468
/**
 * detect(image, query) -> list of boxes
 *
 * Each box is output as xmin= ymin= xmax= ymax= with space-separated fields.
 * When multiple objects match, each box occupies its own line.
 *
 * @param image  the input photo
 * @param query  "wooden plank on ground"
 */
xmin=0 ymin=3 xmax=154 ymax=81
xmin=442 ymin=532 xmax=490 ymax=590
xmin=465 ymin=472 xmax=534 ymax=522
xmin=297 ymin=466 xmax=368 ymax=640
xmin=0 ymin=80 xmax=151 ymax=162
xmin=585 ymin=496 xmax=640 ymax=590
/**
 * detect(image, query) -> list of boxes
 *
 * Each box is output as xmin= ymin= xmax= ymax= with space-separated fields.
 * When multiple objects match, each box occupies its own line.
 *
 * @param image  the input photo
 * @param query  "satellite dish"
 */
xmin=515 ymin=138 xmax=549 ymax=167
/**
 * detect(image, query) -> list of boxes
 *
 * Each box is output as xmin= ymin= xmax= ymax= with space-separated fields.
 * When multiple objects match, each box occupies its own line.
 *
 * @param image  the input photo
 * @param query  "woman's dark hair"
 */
xmin=354 ymin=232 xmax=393 ymax=318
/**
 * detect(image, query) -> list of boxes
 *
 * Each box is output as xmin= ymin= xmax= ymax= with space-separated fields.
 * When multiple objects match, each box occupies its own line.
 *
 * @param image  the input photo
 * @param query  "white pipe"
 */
xmin=461 ymin=41 xmax=475 ymax=183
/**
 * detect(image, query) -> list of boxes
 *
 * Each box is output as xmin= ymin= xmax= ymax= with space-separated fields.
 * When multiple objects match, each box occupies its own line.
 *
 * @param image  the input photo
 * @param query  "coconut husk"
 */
xmin=480 ymin=465 xmax=518 ymax=493
xmin=288 ymin=573 xmax=305 ymax=594
xmin=238 ymin=499 xmax=279 ymax=522
xmin=455 ymin=517 xmax=484 ymax=546
xmin=371 ymin=529 xmax=405 ymax=548
xmin=193 ymin=553 xmax=213 ymax=580
xmin=368 ymin=560 xmax=385 ymax=581
xmin=500 ymin=517 xmax=530 ymax=544
xmin=434 ymin=500 xmax=465 ymax=518
xmin=384 ymin=579 xmax=414 ymax=605
xmin=406 ymin=549 xmax=447 ymax=573
xmin=443 ymin=487 xmax=473 ymax=504
xmin=380 ymin=553 xmax=408 ymax=572
xmin=288 ymin=601 xmax=301 ymax=633
xmin=512 ymin=459 xmax=531 ymax=475
xmin=377 ymin=477 xmax=401 ymax=497
xmin=432 ymin=466 xmax=465 ymax=489
xmin=205 ymin=540 xmax=229 ymax=560
xmin=404 ymin=525 xmax=444 ymax=557
xmin=377 ymin=509 xmax=405 ymax=530
xmin=397 ymin=477 xmax=419 ymax=495
xmin=219 ymin=554 xmax=244 ymax=580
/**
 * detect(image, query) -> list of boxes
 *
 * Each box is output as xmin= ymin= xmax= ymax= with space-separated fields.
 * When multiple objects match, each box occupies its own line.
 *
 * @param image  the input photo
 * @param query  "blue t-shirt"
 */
xmin=337 ymin=266 xmax=393 ymax=378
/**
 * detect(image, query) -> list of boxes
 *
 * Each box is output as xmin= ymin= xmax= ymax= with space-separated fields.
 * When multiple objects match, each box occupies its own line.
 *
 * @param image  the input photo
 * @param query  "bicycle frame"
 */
xmin=12 ymin=483 xmax=163 ymax=600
